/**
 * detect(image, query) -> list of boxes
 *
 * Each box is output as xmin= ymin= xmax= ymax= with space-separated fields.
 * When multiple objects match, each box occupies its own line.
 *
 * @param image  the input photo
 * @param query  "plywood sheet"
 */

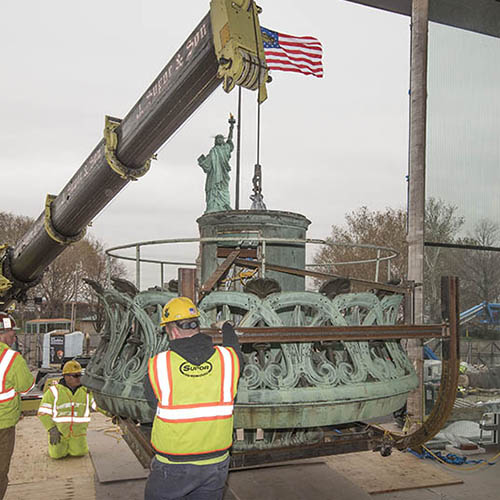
xmin=8 ymin=416 xmax=94 ymax=485
xmin=228 ymin=462 xmax=372 ymax=500
xmin=87 ymin=426 xmax=149 ymax=483
xmin=325 ymin=449 xmax=463 ymax=494
xmin=5 ymin=476 xmax=95 ymax=500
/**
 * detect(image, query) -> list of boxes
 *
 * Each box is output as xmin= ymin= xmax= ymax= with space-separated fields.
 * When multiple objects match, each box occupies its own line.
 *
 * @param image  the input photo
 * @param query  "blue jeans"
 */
xmin=144 ymin=456 xmax=230 ymax=500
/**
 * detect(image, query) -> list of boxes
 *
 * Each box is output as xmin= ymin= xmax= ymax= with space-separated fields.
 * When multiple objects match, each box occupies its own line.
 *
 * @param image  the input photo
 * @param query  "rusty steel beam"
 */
xmin=230 ymin=426 xmax=380 ymax=469
xmin=178 ymin=268 xmax=197 ymax=303
xmin=202 ymin=323 xmax=445 ymax=344
xmin=118 ymin=418 xmax=154 ymax=469
xmin=392 ymin=276 xmax=460 ymax=451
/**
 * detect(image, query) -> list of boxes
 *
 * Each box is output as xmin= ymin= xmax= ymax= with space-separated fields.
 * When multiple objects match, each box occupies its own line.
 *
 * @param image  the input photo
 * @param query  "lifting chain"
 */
xmin=250 ymin=164 xmax=266 ymax=210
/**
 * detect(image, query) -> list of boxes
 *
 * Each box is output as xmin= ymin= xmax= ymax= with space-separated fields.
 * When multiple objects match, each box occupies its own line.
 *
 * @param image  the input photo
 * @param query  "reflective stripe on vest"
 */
xmin=154 ymin=346 xmax=236 ymax=423
xmin=48 ymin=385 xmax=91 ymax=423
xmin=0 ymin=348 xmax=18 ymax=403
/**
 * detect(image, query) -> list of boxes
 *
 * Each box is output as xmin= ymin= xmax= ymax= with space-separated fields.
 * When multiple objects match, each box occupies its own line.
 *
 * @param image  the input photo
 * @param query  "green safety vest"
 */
xmin=38 ymin=383 xmax=96 ymax=438
xmin=148 ymin=346 xmax=240 ymax=458
xmin=0 ymin=341 xmax=35 ymax=429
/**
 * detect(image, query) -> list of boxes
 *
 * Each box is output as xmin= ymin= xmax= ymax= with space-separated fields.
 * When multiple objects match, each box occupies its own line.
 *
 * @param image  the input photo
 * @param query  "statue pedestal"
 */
xmin=197 ymin=210 xmax=311 ymax=292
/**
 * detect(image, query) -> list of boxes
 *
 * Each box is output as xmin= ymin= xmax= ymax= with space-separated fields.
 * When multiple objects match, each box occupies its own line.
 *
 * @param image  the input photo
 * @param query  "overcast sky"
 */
xmin=1 ymin=0 xmax=410 ymax=288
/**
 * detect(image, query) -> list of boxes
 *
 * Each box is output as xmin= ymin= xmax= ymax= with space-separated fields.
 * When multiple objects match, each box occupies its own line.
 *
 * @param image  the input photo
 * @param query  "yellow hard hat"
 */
xmin=160 ymin=297 xmax=199 ymax=326
xmin=63 ymin=360 xmax=82 ymax=375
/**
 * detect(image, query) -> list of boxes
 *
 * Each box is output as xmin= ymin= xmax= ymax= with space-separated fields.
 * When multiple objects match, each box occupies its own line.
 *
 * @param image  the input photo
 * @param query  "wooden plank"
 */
xmin=200 ymin=250 xmax=241 ymax=293
xmin=324 ymin=449 xmax=463 ymax=494
xmin=227 ymin=462 xmax=371 ymax=500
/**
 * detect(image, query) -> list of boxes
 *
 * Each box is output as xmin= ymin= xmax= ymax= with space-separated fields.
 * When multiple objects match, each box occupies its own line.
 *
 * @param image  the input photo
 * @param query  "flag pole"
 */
xmin=235 ymin=86 xmax=242 ymax=210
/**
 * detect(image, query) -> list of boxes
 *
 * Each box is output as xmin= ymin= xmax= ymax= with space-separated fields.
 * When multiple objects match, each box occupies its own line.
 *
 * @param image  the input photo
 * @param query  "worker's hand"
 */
xmin=212 ymin=320 xmax=234 ymax=329
xmin=49 ymin=426 xmax=62 ymax=445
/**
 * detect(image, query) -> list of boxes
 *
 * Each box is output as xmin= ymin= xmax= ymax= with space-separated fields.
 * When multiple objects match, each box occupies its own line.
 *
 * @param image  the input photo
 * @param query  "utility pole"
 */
xmin=407 ymin=0 xmax=429 ymax=425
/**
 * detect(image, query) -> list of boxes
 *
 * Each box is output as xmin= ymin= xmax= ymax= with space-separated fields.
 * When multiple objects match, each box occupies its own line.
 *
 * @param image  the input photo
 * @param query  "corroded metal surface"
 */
xmin=201 ymin=290 xmax=417 ymax=432
xmin=84 ymin=209 xmax=421 ymax=453
xmin=197 ymin=210 xmax=311 ymax=292
xmin=84 ymin=286 xmax=418 ymax=430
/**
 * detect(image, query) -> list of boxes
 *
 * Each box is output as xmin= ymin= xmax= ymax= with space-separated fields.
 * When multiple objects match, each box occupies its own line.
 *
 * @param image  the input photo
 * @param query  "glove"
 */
xmin=222 ymin=321 xmax=240 ymax=342
xmin=213 ymin=320 xmax=234 ymax=329
xmin=49 ymin=426 xmax=62 ymax=445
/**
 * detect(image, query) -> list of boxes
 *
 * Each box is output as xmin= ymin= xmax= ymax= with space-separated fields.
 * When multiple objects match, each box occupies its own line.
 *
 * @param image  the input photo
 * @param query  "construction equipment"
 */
xmin=0 ymin=0 xmax=268 ymax=311
xmin=1 ymin=2 xmax=461 ymax=469
xmin=460 ymin=301 xmax=500 ymax=326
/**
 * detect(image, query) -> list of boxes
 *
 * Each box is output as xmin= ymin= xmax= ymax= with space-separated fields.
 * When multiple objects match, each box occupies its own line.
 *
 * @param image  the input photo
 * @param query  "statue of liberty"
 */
xmin=197 ymin=114 xmax=235 ymax=213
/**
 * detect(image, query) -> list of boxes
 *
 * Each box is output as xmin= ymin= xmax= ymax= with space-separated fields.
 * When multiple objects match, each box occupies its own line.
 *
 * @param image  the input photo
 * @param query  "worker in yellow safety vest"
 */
xmin=0 ymin=312 xmax=35 ymax=500
xmin=144 ymin=297 xmax=243 ymax=500
xmin=37 ymin=360 xmax=97 ymax=459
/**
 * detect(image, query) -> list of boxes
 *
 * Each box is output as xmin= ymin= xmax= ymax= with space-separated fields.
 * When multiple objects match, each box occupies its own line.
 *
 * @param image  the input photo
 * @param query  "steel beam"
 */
xmin=344 ymin=1 xmax=500 ymax=39
xmin=393 ymin=276 xmax=460 ymax=450
xmin=203 ymin=323 xmax=445 ymax=344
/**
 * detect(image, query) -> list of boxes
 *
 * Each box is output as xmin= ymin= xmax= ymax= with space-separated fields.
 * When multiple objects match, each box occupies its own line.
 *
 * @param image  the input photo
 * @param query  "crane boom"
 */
xmin=1 ymin=1 xmax=268 ymax=308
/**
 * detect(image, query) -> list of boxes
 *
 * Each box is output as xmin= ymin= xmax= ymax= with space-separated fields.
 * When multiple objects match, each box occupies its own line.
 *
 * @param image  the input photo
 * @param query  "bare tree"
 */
xmin=313 ymin=200 xmax=465 ymax=324
xmin=455 ymin=219 xmax=500 ymax=308
xmin=423 ymin=198 xmax=464 ymax=322
xmin=313 ymin=206 xmax=408 ymax=287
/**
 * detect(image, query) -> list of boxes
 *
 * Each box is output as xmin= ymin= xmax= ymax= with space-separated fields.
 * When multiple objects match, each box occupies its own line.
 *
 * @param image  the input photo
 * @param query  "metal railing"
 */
xmin=106 ymin=236 xmax=399 ymax=290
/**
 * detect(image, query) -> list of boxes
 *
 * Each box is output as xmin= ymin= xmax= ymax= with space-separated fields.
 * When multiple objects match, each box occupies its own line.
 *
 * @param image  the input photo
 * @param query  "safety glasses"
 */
xmin=177 ymin=319 xmax=200 ymax=330
xmin=161 ymin=319 xmax=199 ymax=334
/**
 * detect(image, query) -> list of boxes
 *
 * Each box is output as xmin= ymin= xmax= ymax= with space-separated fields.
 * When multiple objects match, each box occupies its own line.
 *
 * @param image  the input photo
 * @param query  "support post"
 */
xmin=178 ymin=268 xmax=197 ymax=303
xmin=135 ymin=245 xmax=141 ymax=291
xmin=106 ymin=254 xmax=111 ymax=286
xmin=406 ymin=0 xmax=429 ymax=426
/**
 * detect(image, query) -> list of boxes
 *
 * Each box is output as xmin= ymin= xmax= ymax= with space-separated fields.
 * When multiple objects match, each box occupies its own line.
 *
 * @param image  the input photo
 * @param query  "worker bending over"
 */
xmin=37 ymin=360 xmax=96 ymax=459
xmin=0 ymin=313 xmax=35 ymax=500
xmin=144 ymin=297 xmax=243 ymax=500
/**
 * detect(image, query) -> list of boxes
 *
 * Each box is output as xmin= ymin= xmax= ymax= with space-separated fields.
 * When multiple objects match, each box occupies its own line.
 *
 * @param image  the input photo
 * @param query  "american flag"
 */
xmin=261 ymin=26 xmax=323 ymax=78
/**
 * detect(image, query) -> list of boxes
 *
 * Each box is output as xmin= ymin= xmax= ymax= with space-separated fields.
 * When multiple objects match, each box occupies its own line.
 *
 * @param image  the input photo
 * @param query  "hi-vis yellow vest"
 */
xmin=38 ymin=384 xmax=97 ymax=438
xmin=0 ymin=343 xmax=35 ymax=429
xmin=148 ymin=346 xmax=240 ymax=457
xmin=0 ymin=348 xmax=21 ymax=404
